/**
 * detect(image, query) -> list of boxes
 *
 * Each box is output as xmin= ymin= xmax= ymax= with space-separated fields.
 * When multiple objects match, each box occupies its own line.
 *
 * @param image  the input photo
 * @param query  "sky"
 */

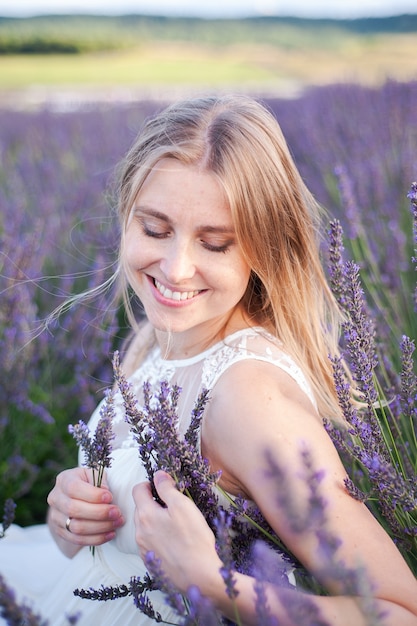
xmin=1 ymin=0 xmax=417 ymax=19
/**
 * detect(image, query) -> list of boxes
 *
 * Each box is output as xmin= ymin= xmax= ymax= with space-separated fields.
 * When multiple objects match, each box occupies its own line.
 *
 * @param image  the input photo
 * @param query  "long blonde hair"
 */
xmin=116 ymin=95 xmax=342 ymax=419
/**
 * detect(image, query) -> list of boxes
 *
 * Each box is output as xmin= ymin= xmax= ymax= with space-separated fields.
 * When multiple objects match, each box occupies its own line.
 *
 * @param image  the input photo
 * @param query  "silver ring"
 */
xmin=65 ymin=517 xmax=72 ymax=533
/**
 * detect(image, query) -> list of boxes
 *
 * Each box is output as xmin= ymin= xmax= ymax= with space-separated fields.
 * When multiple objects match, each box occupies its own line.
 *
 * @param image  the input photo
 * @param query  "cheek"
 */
xmin=123 ymin=229 xmax=151 ymax=270
xmin=225 ymin=260 xmax=251 ymax=297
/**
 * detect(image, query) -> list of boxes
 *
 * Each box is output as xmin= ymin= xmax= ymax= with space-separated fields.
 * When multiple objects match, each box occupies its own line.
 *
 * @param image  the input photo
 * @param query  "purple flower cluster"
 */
xmin=0 ymin=573 xmax=49 ymax=626
xmin=326 ymin=213 xmax=417 ymax=572
xmin=0 ymin=499 xmax=16 ymax=539
xmin=113 ymin=351 xmax=220 ymax=521
xmin=68 ymin=390 xmax=115 ymax=487
xmin=408 ymin=181 xmax=417 ymax=311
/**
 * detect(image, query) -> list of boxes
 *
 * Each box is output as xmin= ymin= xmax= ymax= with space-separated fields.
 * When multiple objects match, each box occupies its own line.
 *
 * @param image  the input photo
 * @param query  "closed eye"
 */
xmin=201 ymin=239 xmax=233 ymax=254
xmin=143 ymin=224 xmax=171 ymax=239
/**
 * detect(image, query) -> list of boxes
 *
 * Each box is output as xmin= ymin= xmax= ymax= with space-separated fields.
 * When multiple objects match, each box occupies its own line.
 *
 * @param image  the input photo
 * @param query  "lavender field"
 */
xmin=1 ymin=78 xmax=417 ymax=571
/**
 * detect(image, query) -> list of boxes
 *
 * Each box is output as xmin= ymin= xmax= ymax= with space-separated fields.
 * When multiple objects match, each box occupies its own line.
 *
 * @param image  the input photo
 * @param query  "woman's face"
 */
xmin=123 ymin=158 xmax=251 ymax=356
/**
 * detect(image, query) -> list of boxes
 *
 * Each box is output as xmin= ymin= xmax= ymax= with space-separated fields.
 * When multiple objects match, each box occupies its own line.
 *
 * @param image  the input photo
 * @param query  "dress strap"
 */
xmin=201 ymin=328 xmax=317 ymax=409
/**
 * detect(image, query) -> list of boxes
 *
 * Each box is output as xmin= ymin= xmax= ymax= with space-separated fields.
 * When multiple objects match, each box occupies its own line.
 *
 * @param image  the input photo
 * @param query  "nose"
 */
xmin=159 ymin=239 xmax=196 ymax=284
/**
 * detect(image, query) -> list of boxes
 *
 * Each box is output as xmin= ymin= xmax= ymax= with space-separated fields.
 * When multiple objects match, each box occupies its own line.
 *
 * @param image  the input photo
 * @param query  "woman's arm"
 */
xmin=133 ymin=358 xmax=417 ymax=625
xmin=133 ymin=471 xmax=417 ymax=626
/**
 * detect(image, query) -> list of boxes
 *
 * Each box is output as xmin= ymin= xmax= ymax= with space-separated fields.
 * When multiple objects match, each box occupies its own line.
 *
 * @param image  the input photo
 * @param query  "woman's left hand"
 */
xmin=132 ymin=470 xmax=222 ymax=594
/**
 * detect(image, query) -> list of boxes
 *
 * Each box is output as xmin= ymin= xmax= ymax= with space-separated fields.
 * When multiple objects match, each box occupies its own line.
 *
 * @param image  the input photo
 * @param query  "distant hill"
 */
xmin=0 ymin=13 xmax=416 ymax=55
xmin=247 ymin=14 xmax=417 ymax=33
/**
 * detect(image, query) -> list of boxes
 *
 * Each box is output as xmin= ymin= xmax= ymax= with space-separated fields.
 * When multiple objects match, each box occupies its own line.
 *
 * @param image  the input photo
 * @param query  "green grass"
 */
xmin=0 ymin=46 xmax=276 ymax=88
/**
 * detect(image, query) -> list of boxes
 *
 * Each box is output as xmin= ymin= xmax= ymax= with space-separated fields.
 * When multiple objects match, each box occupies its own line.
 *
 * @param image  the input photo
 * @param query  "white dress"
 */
xmin=0 ymin=327 xmax=315 ymax=625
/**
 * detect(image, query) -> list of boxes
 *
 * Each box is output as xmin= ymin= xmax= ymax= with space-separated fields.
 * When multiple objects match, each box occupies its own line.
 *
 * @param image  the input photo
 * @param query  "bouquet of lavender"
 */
xmin=68 ymin=389 xmax=115 ymax=555
xmin=111 ymin=352 xmax=301 ymax=616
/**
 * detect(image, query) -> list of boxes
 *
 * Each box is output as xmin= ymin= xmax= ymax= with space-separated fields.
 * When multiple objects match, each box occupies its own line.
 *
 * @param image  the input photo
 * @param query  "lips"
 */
xmin=154 ymin=278 xmax=201 ymax=301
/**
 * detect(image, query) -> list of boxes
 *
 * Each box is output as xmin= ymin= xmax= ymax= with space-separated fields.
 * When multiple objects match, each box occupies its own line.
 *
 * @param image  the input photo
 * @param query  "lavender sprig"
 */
xmin=213 ymin=510 xmax=240 ymax=624
xmin=0 ymin=499 xmax=16 ymax=539
xmin=408 ymin=182 xmax=417 ymax=312
xmin=68 ymin=389 xmax=115 ymax=555
xmin=251 ymin=540 xmax=290 ymax=626
xmin=68 ymin=389 xmax=115 ymax=487
xmin=74 ymin=574 xmax=165 ymax=624
xmin=184 ymin=586 xmax=220 ymax=626
xmin=0 ymin=573 xmax=48 ymax=626
xmin=74 ymin=573 xmax=156 ymax=601
xmin=145 ymin=552 xmax=188 ymax=619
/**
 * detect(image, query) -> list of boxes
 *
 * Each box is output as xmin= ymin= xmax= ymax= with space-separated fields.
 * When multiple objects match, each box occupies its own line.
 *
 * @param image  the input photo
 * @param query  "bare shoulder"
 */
xmin=201 ymin=357 xmax=336 ymax=496
xmin=207 ymin=356 xmax=320 ymax=432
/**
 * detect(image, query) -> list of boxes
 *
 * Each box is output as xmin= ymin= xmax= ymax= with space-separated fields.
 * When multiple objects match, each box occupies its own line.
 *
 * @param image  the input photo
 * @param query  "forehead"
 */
xmin=135 ymin=158 xmax=230 ymax=222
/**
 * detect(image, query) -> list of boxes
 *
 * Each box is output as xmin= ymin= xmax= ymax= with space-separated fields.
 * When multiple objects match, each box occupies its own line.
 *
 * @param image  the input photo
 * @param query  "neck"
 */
xmin=155 ymin=309 xmax=252 ymax=360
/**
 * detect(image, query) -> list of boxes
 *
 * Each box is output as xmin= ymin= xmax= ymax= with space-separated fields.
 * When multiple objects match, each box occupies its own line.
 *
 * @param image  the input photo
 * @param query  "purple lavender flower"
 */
xmin=213 ymin=510 xmax=239 ymax=601
xmin=184 ymin=586 xmax=219 ymax=626
xmin=68 ymin=421 xmax=91 ymax=457
xmin=0 ymin=499 xmax=16 ymax=538
xmin=68 ymin=390 xmax=115 ymax=486
xmin=326 ymin=217 xmax=417 ymax=569
xmin=0 ymin=573 xmax=48 ymax=626
xmin=408 ymin=182 xmax=417 ymax=311
xmin=408 ymin=182 xmax=417 ymax=204
xmin=399 ymin=335 xmax=417 ymax=424
xmin=88 ymin=390 xmax=116 ymax=485
xmin=327 ymin=219 xmax=348 ymax=308
xmin=68 ymin=390 xmax=115 ymax=555
xmin=144 ymin=552 xmax=187 ymax=618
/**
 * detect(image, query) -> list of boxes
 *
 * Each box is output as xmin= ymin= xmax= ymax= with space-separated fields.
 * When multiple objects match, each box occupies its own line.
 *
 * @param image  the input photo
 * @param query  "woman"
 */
xmin=2 ymin=95 xmax=417 ymax=625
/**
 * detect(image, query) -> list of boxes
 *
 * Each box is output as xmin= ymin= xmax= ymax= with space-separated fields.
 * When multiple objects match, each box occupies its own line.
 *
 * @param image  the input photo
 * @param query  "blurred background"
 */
xmin=1 ymin=0 xmax=417 ymax=108
xmin=1 ymin=1 xmax=417 ymax=533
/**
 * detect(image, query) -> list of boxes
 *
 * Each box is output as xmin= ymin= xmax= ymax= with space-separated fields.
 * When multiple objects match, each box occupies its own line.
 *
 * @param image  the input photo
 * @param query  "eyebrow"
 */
xmin=135 ymin=206 xmax=236 ymax=235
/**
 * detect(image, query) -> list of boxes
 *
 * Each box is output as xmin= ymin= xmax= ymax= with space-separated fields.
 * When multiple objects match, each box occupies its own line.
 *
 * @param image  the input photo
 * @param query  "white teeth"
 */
xmin=154 ymin=279 xmax=200 ymax=301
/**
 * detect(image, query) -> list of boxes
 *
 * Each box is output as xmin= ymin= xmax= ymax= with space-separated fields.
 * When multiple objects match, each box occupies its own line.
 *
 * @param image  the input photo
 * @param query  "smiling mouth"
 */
xmin=154 ymin=278 xmax=202 ymax=301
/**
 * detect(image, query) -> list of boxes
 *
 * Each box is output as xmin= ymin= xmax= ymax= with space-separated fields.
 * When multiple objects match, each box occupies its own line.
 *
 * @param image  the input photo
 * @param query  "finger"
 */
xmin=65 ymin=470 xmax=114 ymax=504
xmin=63 ymin=515 xmax=124 ymax=543
xmin=153 ymin=470 xmax=180 ymax=506
xmin=48 ymin=485 xmax=121 ymax=522
xmin=132 ymin=481 xmax=154 ymax=505
xmin=48 ymin=469 xmax=113 ymax=510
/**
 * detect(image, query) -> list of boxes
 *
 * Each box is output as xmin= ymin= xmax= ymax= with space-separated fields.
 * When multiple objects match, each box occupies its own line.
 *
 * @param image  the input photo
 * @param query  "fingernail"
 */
xmin=101 ymin=491 xmax=112 ymax=503
xmin=114 ymin=516 xmax=124 ymax=528
xmin=108 ymin=507 xmax=120 ymax=520
xmin=105 ymin=532 xmax=116 ymax=541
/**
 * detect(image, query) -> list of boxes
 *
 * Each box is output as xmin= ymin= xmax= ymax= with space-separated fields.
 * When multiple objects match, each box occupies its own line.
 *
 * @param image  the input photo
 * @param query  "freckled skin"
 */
xmin=123 ymin=159 xmax=251 ymax=358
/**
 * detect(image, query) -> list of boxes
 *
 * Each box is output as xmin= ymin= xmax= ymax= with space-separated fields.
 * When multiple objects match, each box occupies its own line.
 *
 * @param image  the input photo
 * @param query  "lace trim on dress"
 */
xmin=201 ymin=327 xmax=317 ymax=408
xmin=86 ymin=326 xmax=316 ymax=456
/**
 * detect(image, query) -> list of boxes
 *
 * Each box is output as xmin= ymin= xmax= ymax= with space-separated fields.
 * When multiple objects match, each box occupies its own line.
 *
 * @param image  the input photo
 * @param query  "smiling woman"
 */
xmin=1 ymin=94 xmax=417 ymax=626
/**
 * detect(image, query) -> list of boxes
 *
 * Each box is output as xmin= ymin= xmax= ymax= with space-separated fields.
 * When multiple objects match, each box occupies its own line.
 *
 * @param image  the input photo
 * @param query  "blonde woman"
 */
xmin=2 ymin=95 xmax=416 ymax=625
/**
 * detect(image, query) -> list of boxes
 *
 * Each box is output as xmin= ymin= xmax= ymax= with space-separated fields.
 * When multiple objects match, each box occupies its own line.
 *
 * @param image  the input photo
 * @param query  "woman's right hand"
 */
xmin=47 ymin=467 xmax=125 ymax=558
